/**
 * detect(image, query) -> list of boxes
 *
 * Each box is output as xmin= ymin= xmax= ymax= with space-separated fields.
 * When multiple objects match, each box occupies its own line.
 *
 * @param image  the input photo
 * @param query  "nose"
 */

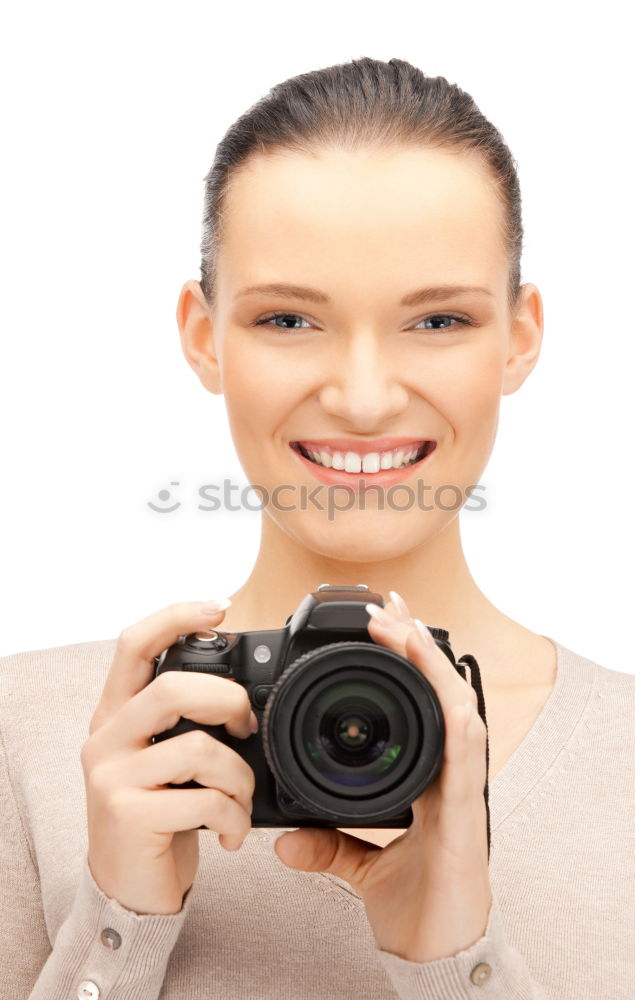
xmin=318 ymin=331 xmax=409 ymax=431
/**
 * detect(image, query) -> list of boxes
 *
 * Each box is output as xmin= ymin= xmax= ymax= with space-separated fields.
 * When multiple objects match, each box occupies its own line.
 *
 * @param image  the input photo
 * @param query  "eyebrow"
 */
xmin=234 ymin=282 xmax=494 ymax=306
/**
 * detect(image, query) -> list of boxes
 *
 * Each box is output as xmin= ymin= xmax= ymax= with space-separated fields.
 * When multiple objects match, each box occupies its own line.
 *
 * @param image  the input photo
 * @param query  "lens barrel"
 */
xmin=261 ymin=641 xmax=445 ymax=823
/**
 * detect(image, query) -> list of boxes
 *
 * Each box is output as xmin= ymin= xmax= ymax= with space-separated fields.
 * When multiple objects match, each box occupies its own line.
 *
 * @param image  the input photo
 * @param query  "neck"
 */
xmin=223 ymin=513 xmax=523 ymax=679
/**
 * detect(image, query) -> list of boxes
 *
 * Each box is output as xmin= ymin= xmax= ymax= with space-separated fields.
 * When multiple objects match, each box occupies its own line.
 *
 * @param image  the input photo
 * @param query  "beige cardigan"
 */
xmin=0 ymin=636 xmax=633 ymax=999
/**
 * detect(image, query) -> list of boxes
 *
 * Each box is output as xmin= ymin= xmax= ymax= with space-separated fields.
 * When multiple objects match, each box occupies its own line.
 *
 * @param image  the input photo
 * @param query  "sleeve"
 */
xmin=0 ymin=719 xmax=193 ymax=1000
xmin=375 ymin=893 xmax=549 ymax=1000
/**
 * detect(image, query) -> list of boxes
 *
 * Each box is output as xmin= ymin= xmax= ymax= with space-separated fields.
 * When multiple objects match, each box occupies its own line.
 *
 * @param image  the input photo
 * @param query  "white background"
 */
xmin=0 ymin=1 xmax=632 ymax=673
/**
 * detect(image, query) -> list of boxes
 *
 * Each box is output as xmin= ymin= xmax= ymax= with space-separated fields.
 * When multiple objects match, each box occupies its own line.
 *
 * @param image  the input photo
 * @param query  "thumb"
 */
xmin=274 ymin=828 xmax=373 ymax=887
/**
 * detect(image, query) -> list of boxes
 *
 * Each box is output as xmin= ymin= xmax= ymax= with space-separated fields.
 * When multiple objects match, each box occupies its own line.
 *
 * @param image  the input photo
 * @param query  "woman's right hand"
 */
xmin=80 ymin=599 xmax=257 ymax=916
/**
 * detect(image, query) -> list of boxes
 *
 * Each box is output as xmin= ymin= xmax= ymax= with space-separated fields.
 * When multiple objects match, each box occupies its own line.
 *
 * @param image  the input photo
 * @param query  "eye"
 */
xmin=412 ymin=313 xmax=474 ymax=332
xmin=253 ymin=311 xmax=313 ymax=331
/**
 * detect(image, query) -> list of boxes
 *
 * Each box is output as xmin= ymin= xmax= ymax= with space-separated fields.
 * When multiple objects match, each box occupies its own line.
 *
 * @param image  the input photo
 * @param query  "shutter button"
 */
xmin=100 ymin=927 xmax=122 ymax=950
xmin=77 ymin=981 xmax=100 ymax=999
xmin=470 ymin=961 xmax=492 ymax=985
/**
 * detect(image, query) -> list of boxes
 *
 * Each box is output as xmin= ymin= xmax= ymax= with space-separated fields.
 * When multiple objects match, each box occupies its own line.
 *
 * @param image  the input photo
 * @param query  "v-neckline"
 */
xmin=488 ymin=635 xmax=596 ymax=831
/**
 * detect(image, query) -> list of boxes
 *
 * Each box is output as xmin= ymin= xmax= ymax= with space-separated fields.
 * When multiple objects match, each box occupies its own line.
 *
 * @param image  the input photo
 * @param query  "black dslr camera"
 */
xmin=152 ymin=585 xmax=462 ymax=829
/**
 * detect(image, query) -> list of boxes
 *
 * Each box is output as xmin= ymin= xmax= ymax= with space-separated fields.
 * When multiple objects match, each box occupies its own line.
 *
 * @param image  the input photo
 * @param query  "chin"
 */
xmin=279 ymin=509 xmax=445 ymax=563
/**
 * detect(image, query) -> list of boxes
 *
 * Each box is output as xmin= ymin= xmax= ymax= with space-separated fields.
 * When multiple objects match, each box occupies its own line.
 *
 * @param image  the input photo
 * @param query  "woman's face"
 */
xmin=180 ymin=145 xmax=542 ymax=562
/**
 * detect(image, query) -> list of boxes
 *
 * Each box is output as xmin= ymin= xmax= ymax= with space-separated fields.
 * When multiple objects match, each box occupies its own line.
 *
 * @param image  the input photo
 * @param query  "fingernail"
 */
xmin=389 ymin=590 xmax=411 ymax=621
xmin=365 ymin=603 xmax=396 ymax=628
xmin=199 ymin=598 xmax=232 ymax=614
xmin=413 ymin=618 xmax=434 ymax=646
xmin=249 ymin=710 xmax=259 ymax=734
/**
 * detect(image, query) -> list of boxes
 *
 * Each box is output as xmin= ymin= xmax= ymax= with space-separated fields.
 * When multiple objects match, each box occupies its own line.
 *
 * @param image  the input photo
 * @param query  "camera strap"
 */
xmin=455 ymin=654 xmax=491 ymax=862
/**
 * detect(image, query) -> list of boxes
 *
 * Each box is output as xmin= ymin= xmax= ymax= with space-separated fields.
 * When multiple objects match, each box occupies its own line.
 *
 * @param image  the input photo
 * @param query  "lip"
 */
xmin=289 ymin=439 xmax=437 ymax=490
xmin=291 ymin=436 xmax=431 ymax=456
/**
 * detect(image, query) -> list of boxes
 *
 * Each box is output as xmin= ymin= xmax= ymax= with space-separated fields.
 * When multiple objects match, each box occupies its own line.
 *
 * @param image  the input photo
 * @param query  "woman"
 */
xmin=1 ymin=57 xmax=632 ymax=1000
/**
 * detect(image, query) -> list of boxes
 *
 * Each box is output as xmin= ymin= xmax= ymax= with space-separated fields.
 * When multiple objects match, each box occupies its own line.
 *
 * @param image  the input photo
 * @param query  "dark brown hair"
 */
xmin=200 ymin=56 xmax=523 ymax=312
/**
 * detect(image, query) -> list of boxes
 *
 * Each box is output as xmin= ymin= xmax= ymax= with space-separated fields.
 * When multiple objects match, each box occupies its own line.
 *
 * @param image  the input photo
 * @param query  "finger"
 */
xmin=121 ymin=786 xmax=253 ymax=846
xmin=97 ymin=728 xmax=256 ymax=818
xmin=366 ymin=608 xmax=414 ymax=656
xmin=403 ymin=625 xmax=473 ymax=711
xmin=90 ymin=598 xmax=232 ymax=730
xmin=438 ymin=702 xmax=472 ymax=803
xmin=434 ymin=702 xmax=489 ymax=858
xmin=276 ymin=827 xmax=376 ymax=883
xmin=367 ymin=611 xmax=479 ymax=764
xmin=365 ymin=603 xmax=423 ymax=661
xmin=441 ymin=703 xmax=487 ymax=802
xmin=387 ymin=589 xmax=413 ymax=622
xmin=367 ymin=606 xmax=469 ymax=709
xmin=86 ymin=668 xmax=255 ymax=761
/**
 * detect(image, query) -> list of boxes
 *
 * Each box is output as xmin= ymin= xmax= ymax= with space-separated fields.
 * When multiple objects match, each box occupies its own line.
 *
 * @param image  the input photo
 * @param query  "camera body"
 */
xmin=152 ymin=585 xmax=461 ymax=829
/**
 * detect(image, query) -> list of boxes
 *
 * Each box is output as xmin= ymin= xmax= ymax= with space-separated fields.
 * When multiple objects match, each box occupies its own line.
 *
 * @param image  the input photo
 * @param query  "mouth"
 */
xmin=289 ymin=438 xmax=437 ymax=475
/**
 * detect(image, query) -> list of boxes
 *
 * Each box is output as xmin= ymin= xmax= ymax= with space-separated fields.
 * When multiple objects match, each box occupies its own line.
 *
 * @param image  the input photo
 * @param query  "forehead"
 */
xmin=218 ymin=146 xmax=507 ymax=299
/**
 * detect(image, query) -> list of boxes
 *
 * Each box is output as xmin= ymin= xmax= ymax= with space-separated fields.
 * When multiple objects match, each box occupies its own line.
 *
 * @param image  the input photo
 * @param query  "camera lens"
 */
xmin=335 ymin=713 xmax=370 ymax=750
xmin=302 ymin=680 xmax=407 ymax=787
xmin=262 ymin=641 xmax=445 ymax=823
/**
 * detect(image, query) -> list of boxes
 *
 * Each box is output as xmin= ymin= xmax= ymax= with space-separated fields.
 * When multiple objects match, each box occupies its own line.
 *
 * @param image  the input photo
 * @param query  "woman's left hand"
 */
xmin=274 ymin=592 xmax=492 ymax=962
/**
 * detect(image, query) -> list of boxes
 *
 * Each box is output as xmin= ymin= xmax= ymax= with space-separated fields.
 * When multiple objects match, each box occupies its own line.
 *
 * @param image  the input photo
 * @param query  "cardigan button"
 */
xmin=100 ymin=927 xmax=122 ymax=950
xmin=470 ymin=962 xmax=492 ymax=985
xmin=77 ymin=981 xmax=100 ymax=999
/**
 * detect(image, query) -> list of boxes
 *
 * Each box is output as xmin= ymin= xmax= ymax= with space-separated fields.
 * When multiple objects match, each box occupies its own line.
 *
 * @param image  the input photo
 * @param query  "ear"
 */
xmin=176 ymin=279 xmax=223 ymax=395
xmin=501 ymin=282 xmax=544 ymax=396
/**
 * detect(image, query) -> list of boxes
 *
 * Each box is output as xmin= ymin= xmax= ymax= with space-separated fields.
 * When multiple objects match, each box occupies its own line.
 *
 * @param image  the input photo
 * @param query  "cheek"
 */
xmin=220 ymin=339 xmax=302 ymax=468
xmin=426 ymin=340 xmax=505 ymax=476
xmin=443 ymin=339 xmax=504 ymax=424
xmin=220 ymin=349 xmax=261 ymax=458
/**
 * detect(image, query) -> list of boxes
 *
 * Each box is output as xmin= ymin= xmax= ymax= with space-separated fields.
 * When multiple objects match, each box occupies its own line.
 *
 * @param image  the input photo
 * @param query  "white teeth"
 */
xmin=299 ymin=443 xmax=426 ymax=473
